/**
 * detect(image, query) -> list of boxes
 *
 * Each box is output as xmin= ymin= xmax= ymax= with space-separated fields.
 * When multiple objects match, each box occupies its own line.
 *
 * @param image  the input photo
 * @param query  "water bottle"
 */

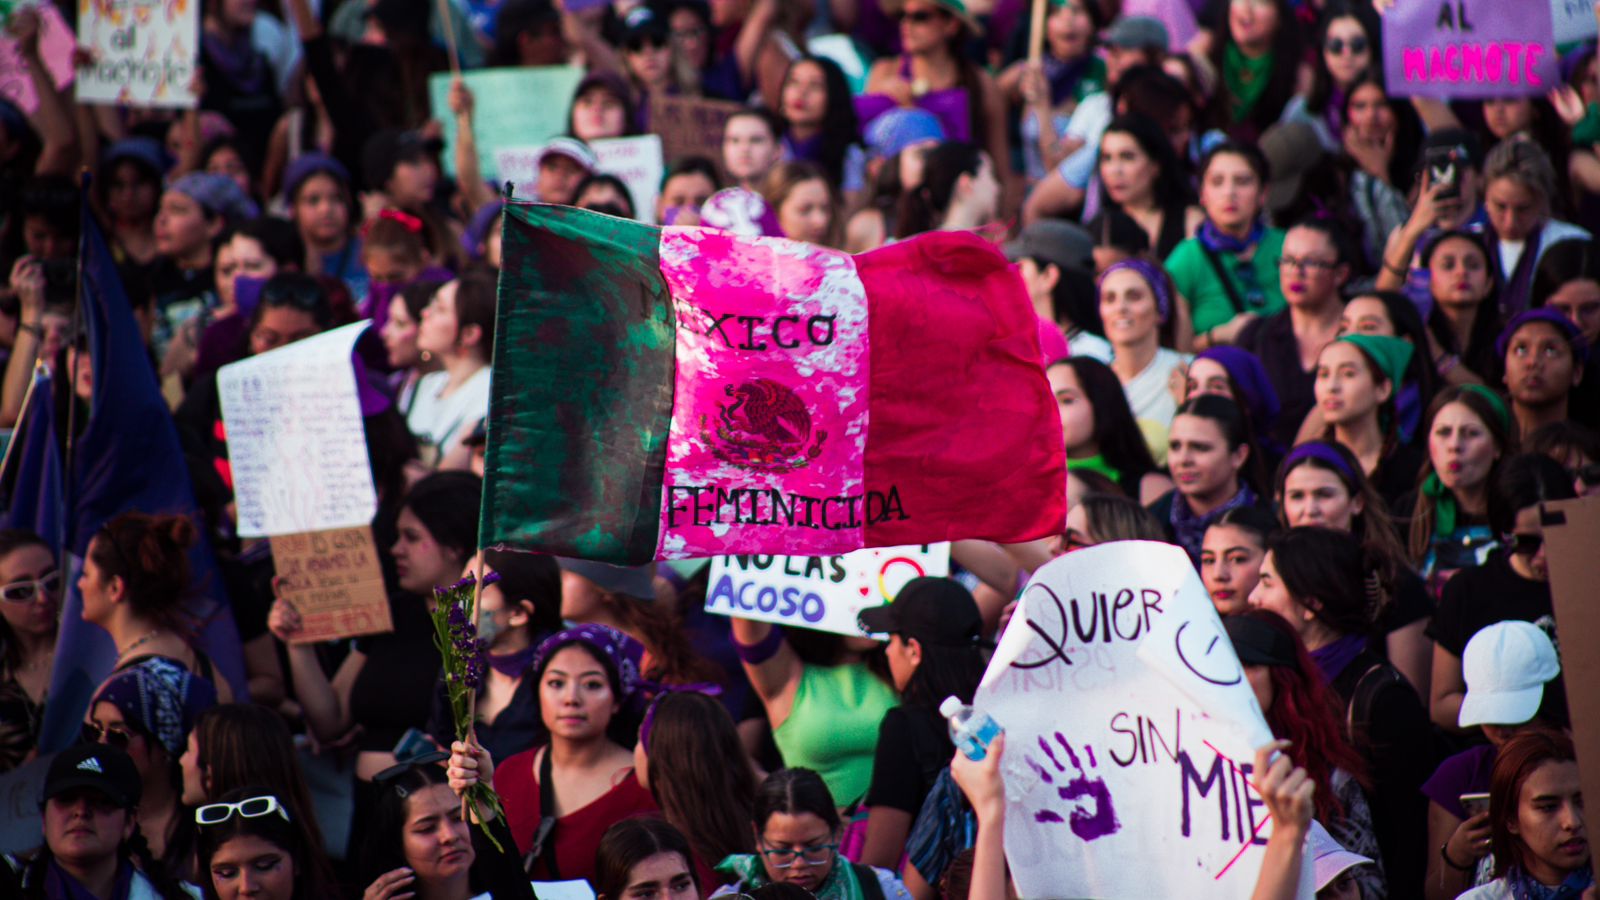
xmin=941 ymin=696 xmax=1002 ymax=762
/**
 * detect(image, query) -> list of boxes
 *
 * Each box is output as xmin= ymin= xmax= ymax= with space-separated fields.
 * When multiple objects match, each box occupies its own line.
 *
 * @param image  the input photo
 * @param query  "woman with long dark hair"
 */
xmin=1313 ymin=334 xmax=1426 ymax=510
xmin=1204 ymin=0 xmax=1303 ymax=143
xmin=1200 ymin=506 xmax=1278 ymax=616
xmin=195 ymin=787 xmax=340 ymax=900
xmin=1421 ymin=230 xmax=1504 ymax=385
xmin=1088 ymin=114 xmax=1202 ymax=260
xmin=778 ymin=57 xmax=863 ymax=192
xmin=1406 ymin=385 xmax=1517 ymax=593
xmin=594 ymin=817 xmax=703 ymax=900
xmin=1285 ymin=3 xmax=1381 ymax=149
xmin=0 ymin=529 xmax=58 ymax=771
xmin=1000 ymin=0 xmax=1106 ymax=181
xmin=1224 ymin=610 xmax=1383 ymax=899
xmin=855 ymin=578 xmax=985 ymax=871
xmin=1339 ymin=74 xmax=1422 ymax=272
xmin=895 ymin=141 xmax=1001 ymax=238
xmin=1338 ymin=290 xmax=1440 ymax=444
xmin=1148 ymin=394 xmax=1271 ymax=564
xmin=1047 ymin=356 xmax=1172 ymax=504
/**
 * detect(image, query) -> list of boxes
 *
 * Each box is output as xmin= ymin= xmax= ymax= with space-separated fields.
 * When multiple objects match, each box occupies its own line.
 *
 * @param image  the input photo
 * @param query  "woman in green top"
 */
xmin=1165 ymin=141 xmax=1287 ymax=349
xmin=730 ymin=614 xmax=896 ymax=811
xmin=1204 ymin=0 xmax=1304 ymax=143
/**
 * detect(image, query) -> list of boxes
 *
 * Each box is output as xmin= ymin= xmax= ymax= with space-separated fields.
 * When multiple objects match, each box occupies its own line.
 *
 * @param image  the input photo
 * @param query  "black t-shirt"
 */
xmin=1370 ymin=441 xmax=1426 ymax=515
xmin=351 ymin=593 xmax=444 ymax=752
xmin=1237 ymin=311 xmax=1315 ymax=450
xmin=866 ymin=706 xmax=952 ymax=815
xmin=1376 ymin=568 xmax=1434 ymax=637
xmin=1427 ymin=551 xmax=1553 ymax=658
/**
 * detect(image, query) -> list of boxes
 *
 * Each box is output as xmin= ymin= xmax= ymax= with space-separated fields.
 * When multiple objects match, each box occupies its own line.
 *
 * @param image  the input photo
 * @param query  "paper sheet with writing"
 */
xmin=218 ymin=322 xmax=377 ymax=537
xmin=428 ymin=66 xmax=584 ymax=180
xmin=76 ymin=0 xmax=199 ymax=108
xmin=974 ymin=541 xmax=1303 ymax=900
xmin=269 ymin=526 xmax=391 ymax=643
xmin=497 ymin=135 xmax=664 ymax=222
xmin=704 ymin=544 xmax=950 ymax=637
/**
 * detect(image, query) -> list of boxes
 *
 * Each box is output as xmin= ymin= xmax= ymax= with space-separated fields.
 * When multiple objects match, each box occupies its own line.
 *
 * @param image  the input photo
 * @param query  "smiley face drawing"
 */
xmin=1173 ymin=618 xmax=1243 ymax=687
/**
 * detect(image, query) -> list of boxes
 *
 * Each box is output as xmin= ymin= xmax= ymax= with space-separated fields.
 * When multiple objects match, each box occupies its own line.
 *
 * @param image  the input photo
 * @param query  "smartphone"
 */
xmin=1460 ymin=792 xmax=1492 ymax=817
xmin=1426 ymin=145 xmax=1461 ymax=202
xmin=392 ymin=727 xmax=434 ymax=761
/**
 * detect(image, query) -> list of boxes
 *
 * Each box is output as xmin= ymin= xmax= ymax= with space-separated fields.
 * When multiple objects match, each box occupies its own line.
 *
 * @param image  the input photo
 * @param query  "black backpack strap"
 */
xmin=852 ymin=863 xmax=888 ymax=900
xmin=522 ymin=747 xmax=560 ymax=879
xmin=1347 ymin=662 xmax=1405 ymax=746
xmin=1198 ymin=244 xmax=1247 ymax=316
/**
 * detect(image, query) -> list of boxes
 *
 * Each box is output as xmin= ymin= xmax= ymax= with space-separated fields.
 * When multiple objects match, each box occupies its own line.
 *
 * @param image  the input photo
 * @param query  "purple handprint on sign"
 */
xmin=1027 ymin=732 xmax=1121 ymax=841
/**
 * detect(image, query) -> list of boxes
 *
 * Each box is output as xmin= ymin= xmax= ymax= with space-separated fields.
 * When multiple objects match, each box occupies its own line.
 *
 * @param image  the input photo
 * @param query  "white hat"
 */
xmin=1458 ymin=621 xmax=1560 ymax=728
xmin=1307 ymin=820 xmax=1373 ymax=890
xmin=535 ymin=137 xmax=598 ymax=173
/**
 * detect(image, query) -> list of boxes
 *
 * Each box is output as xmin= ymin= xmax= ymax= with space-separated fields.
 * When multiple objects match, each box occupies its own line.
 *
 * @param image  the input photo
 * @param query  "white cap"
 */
xmin=535 ymin=137 xmax=598 ymax=173
xmin=1458 ymin=621 xmax=1560 ymax=728
xmin=1307 ymin=820 xmax=1373 ymax=890
xmin=939 ymin=696 xmax=965 ymax=719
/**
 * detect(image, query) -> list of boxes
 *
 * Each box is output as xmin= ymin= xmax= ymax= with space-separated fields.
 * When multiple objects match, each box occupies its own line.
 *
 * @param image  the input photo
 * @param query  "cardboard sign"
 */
xmin=973 ymin=541 xmax=1293 ymax=900
xmin=429 ymin=66 xmax=584 ymax=181
xmin=0 ymin=4 xmax=75 ymax=115
xmin=1383 ymin=0 xmax=1558 ymax=99
xmin=496 ymin=134 xmax=664 ymax=223
xmin=649 ymin=94 xmax=744 ymax=178
xmin=0 ymin=753 xmax=49 ymax=854
xmin=1551 ymin=0 xmax=1599 ymax=46
xmin=218 ymin=322 xmax=377 ymax=538
xmin=76 ymin=0 xmax=199 ymax=108
xmin=269 ymin=526 xmax=391 ymax=644
xmin=705 ymin=544 xmax=950 ymax=637
xmin=1539 ymin=494 xmax=1600 ymax=848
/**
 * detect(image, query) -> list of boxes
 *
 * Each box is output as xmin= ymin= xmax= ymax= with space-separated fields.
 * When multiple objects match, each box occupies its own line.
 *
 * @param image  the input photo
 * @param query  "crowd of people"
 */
xmin=0 ymin=0 xmax=1597 ymax=897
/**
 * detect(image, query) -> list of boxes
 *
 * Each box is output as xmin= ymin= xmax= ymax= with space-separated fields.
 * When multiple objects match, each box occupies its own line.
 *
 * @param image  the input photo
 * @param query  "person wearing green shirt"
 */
xmin=1166 ymin=141 xmax=1286 ymax=348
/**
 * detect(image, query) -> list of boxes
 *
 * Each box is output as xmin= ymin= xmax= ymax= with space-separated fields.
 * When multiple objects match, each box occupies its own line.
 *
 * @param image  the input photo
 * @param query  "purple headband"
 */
xmin=638 ymin=682 xmax=724 ymax=750
xmin=1495 ymin=307 xmax=1590 ymax=363
xmin=1282 ymin=441 xmax=1360 ymax=485
xmin=1098 ymin=258 xmax=1172 ymax=323
xmin=531 ymin=623 xmax=645 ymax=702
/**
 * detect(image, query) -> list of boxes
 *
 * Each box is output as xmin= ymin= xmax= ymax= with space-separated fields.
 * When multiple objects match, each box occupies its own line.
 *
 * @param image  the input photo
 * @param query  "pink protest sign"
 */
xmin=1383 ymin=0 xmax=1559 ymax=98
xmin=0 ymin=5 xmax=76 ymax=115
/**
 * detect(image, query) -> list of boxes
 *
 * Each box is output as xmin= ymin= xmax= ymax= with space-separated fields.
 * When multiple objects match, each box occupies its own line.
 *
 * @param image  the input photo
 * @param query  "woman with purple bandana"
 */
xmin=1099 ymin=257 xmax=1189 ymax=464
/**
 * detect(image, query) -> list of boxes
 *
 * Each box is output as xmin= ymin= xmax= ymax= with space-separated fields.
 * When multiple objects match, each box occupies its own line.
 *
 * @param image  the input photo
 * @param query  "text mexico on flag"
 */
xmin=480 ymin=204 xmax=1067 ymax=565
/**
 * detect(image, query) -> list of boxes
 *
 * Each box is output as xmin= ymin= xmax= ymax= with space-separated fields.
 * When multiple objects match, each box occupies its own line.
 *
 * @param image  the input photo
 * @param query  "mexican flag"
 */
xmin=480 ymin=203 xmax=1065 ymax=565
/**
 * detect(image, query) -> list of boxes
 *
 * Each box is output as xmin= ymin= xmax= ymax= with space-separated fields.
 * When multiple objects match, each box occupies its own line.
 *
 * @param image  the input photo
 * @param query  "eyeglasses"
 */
xmin=1278 ymin=255 xmax=1339 ymax=272
xmin=1503 ymin=533 xmax=1543 ymax=556
xmin=758 ymin=839 xmax=837 ymax=869
xmin=373 ymin=749 xmax=450 ymax=795
xmin=1 ymin=570 xmax=61 ymax=603
xmin=81 ymin=721 xmax=138 ymax=752
xmin=1325 ymin=36 xmax=1368 ymax=56
xmin=895 ymin=9 xmax=944 ymax=24
xmin=196 ymin=795 xmax=291 ymax=826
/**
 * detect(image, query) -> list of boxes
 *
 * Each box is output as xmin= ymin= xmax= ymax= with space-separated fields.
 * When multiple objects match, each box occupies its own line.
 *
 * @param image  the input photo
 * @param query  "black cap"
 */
xmin=43 ymin=744 xmax=142 ymax=809
xmin=1003 ymin=219 xmax=1095 ymax=276
xmin=857 ymin=577 xmax=983 ymax=646
xmin=1223 ymin=616 xmax=1299 ymax=669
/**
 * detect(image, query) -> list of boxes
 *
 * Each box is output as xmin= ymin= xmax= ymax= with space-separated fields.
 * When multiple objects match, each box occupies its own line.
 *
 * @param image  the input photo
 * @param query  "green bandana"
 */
xmin=1224 ymin=43 xmax=1274 ymax=123
xmin=1067 ymin=453 xmax=1124 ymax=485
xmin=1459 ymin=384 xmax=1512 ymax=431
xmin=1338 ymin=334 xmax=1414 ymax=390
xmin=716 ymin=853 xmax=871 ymax=900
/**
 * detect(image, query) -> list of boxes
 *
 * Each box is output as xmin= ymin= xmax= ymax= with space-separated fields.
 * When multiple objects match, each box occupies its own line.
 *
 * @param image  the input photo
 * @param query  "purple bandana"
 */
xmin=532 ymin=624 xmax=645 ymax=702
xmin=1098 ymin=258 xmax=1173 ymax=323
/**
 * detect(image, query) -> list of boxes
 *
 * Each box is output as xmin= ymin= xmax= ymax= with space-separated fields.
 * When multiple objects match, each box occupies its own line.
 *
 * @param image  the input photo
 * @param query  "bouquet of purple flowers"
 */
xmin=429 ymin=571 xmax=506 ymax=849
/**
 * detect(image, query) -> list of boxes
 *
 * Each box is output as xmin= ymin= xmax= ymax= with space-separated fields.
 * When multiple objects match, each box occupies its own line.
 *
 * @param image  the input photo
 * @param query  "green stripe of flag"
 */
xmin=480 ymin=204 xmax=675 ymax=562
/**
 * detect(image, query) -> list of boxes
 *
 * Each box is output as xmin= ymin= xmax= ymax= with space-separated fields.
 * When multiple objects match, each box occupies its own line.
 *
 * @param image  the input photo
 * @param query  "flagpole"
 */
xmin=463 ymin=554 xmax=484 ymax=822
xmin=0 ymin=361 xmax=44 ymax=479
xmin=62 ymin=169 xmax=90 ymax=556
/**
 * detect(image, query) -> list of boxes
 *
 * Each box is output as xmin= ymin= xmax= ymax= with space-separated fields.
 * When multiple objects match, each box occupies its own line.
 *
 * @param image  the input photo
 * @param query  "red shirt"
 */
xmin=496 ymin=746 xmax=659 ymax=884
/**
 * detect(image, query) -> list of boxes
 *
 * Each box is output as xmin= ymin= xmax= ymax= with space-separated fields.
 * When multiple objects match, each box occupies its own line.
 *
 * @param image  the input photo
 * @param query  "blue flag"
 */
xmin=0 ymin=365 xmax=63 ymax=548
xmin=39 ymin=206 xmax=248 ymax=752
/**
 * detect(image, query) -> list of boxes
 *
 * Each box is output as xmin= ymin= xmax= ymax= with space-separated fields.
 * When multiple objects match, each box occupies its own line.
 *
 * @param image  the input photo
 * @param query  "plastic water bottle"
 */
xmin=941 ymin=696 xmax=1002 ymax=762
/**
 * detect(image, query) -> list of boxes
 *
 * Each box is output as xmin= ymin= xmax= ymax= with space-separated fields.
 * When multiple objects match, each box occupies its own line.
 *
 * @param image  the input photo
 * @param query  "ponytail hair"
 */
xmin=88 ymin=513 xmax=198 ymax=630
xmin=1267 ymin=526 xmax=1390 ymax=639
xmin=896 ymin=141 xmax=983 ymax=239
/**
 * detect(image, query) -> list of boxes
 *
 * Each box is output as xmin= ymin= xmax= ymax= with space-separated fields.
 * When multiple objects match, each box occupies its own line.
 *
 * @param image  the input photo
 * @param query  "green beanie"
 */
xmin=1337 ymin=334 xmax=1414 ymax=389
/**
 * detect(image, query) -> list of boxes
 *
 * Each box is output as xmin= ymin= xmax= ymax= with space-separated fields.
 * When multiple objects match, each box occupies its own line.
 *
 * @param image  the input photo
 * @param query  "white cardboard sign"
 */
xmin=496 ymin=135 xmax=665 ymax=223
xmin=974 ymin=540 xmax=1306 ymax=900
xmin=75 ymin=0 xmax=199 ymax=108
xmin=705 ymin=543 xmax=950 ymax=637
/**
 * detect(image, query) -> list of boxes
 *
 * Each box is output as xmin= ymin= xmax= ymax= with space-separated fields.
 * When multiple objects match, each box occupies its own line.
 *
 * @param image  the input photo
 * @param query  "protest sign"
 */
xmin=0 ymin=753 xmax=48 ymax=853
xmin=496 ymin=135 xmax=665 ymax=223
xmin=1383 ymin=0 xmax=1558 ymax=99
xmin=0 ymin=4 xmax=74 ymax=116
xmin=650 ymin=94 xmax=745 ymax=178
xmin=1540 ymin=495 xmax=1600 ymax=844
xmin=973 ymin=541 xmax=1294 ymax=900
xmin=269 ymin=526 xmax=392 ymax=644
xmin=76 ymin=0 xmax=199 ymax=108
xmin=218 ymin=322 xmax=377 ymax=538
xmin=705 ymin=544 xmax=950 ymax=636
xmin=429 ymin=66 xmax=584 ymax=181
xmin=1551 ymin=0 xmax=1598 ymax=47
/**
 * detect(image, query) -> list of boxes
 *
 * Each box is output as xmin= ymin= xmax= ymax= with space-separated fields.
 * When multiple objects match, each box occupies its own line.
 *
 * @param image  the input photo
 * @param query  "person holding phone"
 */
xmin=1375 ymin=131 xmax=1487 ymax=324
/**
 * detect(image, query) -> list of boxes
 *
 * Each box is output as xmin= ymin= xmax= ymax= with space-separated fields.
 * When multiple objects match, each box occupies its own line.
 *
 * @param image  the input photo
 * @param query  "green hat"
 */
xmin=1337 ymin=334 xmax=1413 ymax=389
xmin=884 ymin=0 xmax=982 ymax=35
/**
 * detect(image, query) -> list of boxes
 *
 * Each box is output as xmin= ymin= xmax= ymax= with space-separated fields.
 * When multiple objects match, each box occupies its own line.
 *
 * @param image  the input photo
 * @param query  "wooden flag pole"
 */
xmin=462 ymin=555 xmax=484 ymax=821
xmin=1028 ymin=0 xmax=1047 ymax=64
xmin=436 ymin=0 xmax=462 ymax=75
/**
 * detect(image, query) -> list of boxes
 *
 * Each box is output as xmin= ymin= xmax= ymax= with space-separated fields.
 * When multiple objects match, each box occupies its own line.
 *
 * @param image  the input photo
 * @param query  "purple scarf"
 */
xmin=1170 ymin=482 xmax=1257 ymax=565
xmin=44 ymin=858 xmax=135 ymax=900
xmin=1494 ymin=223 xmax=1546 ymax=316
xmin=1198 ymin=218 xmax=1266 ymax=255
xmin=486 ymin=645 xmax=537 ymax=679
xmin=1310 ymin=633 xmax=1367 ymax=684
xmin=1505 ymin=864 xmax=1593 ymax=900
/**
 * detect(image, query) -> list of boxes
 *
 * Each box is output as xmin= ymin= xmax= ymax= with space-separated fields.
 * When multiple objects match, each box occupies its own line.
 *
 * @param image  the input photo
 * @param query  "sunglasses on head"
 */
xmin=1325 ymin=36 xmax=1368 ymax=55
xmin=895 ymin=9 xmax=945 ymax=24
xmin=1 ymin=570 xmax=61 ymax=604
xmin=1504 ymin=532 xmax=1543 ymax=556
xmin=81 ymin=721 xmax=138 ymax=752
xmin=196 ymin=795 xmax=291 ymax=826
xmin=373 ymin=750 xmax=450 ymax=795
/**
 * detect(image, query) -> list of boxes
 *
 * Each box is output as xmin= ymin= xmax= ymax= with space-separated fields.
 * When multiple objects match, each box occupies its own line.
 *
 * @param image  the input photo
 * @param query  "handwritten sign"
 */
xmin=1383 ymin=0 xmax=1558 ymax=99
xmin=429 ymin=66 xmax=584 ymax=181
xmin=269 ymin=526 xmax=391 ymax=643
xmin=705 ymin=544 xmax=950 ymax=637
xmin=0 ymin=753 xmax=49 ymax=853
xmin=649 ymin=94 xmax=745 ymax=179
xmin=974 ymin=541 xmax=1288 ymax=899
xmin=0 ymin=4 xmax=74 ymax=115
xmin=218 ymin=322 xmax=377 ymax=538
xmin=498 ymin=135 xmax=664 ymax=222
xmin=76 ymin=0 xmax=199 ymax=108
xmin=1551 ymin=0 xmax=1598 ymax=46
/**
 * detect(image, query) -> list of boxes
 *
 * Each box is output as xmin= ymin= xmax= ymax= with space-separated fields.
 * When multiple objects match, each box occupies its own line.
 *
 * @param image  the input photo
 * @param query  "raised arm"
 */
xmin=730 ymin=615 xmax=805 ymax=728
xmin=267 ymin=588 xmax=365 ymax=743
xmin=447 ymin=78 xmax=496 ymax=216
xmin=10 ymin=10 xmax=78 ymax=175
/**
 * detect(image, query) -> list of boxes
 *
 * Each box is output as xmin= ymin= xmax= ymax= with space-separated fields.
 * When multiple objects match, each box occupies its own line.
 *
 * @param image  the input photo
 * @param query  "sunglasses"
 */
xmin=895 ymin=9 xmax=945 ymax=24
xmin=1325 ymin=36 xmax=1368 ymax=56
xmin=81 ymin=721 xmax=138 ymax=752
xmin=1 ymin=570 xmax=61 ymax=604
xmin=626 ymin=37 xmax=666 ymax=52
xmin=196 ymin=795 xmax=291 ymax=826
xmin=1503 ymin=533 xmax=1543 ymax=556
